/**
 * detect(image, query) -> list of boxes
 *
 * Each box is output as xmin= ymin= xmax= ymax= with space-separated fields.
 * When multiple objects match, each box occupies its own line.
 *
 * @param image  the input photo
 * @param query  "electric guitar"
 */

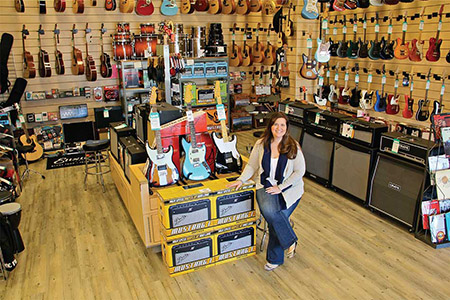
xmin=328 ymin=62 xmax=340 ymax=103
xmin=402 ymin=68 xmax=414 ymax=119
xmin=180 ymin=0 xmax=195 ymax=13
xmin=285 ymin=3 xmax=294 ymax=37
xmin=84 ymin=23 xmax=97 ymax=82
xmin=360 ymin=65 xmax=374 ymax=110
xmin=160 ymin=0 xmax=178 ymax=15
xmin=72 ymin=0 xmax=84 ymax=13
xmin=380 ymin=13 xmax=395 ymax=60
xmin=249 ymin=0 xmax=261 ymax=13
xmin=336 ymin=16 xmax=348 ymax=58
xmin=37 ymin=25 xmax=51 ymax=78
xmin=338 ymin=63 xmax=350 ymax=105
xmin=300 ymin=33 xmax=318 ymax=80
xmin=229 ymin=24 xmax=243 ymax=67
xmin=105 ymin=0 xmax=117 ymax=10
xmin=315 ymin=10 xmax=331 ymax=63
xmin=430 ymin=71 xmax=446 ymax=120
xmin=222 ymin=0 xmax=235 ymax=14
xmin=426 ymin=5 xmax=444 ymax=62
xmin=349 ymin=63 xmax=361 ymax=107
xmin=416 ymin=69 xmax=431 ymax=121
xmin=15 ymin=103 xmax=44 ymax=162
xmin=71 ymin=24 xmax=84 ymax=75
xmin=358 ymin=14 xmax=369 ymax=58
xmin=15 ymin=0 xmax=25 ymax=12
xmin=136 ymin=0 xmax=154 ymax=15
xmin=252 ymin=23 xmax=265 ymax=64
xmin=374 ymin=65 xmax=387 ymax=112
xmin=194 ymin=0 xmax=209 ymax=11
xmin=119 ymin=0 xmax=134 ymax=12
xmin=53 ymin=24 xmax=65 ymax=75
xmin=386 ymin=68 xmax=400 ymax=115
xmin=182 ymin=84 xmax=211 ymax=181
xmin=241 ymin=24 xmax=253 ymax=67
xmin=146 ymin=86 xmax=179 ymax=187
xmin=314 ymin=66 xmax=327 ymax=106
xmin=321 ymin=64 xmax=331 ymax=101
xmin=301 ymin=0 xmax=319 ymax=20
xmin=39 ymin=0 xmax=47 ymax=13
xmin=212 ymin=81 xmax=242 ymax=174
xmin=100 ymin=24 xmax=112 ymax=78
xmin=368 ymin=13 xmax=381 ymax=60
xmin=54 ymin=0 xmax=66 ymax=12
xmin=329 ymin=16 xmax=339 ymax=57
xmin=263 ymin=24 xmax=276 ymax=66
xmin=447 ymin=50 xmax=450 ymax=63
xmin=22 ymin=25 xmax=36 ymax=79
xmin=409 ymin=8 xmax=426 ymax=62
xmin=347 ymin=14 xmax=359 ymax=59
xmin=235 ymin=0 xmax=250 ymax=14
xmin=393 ymin=12 xmax=409 ymax=60
xmin=209 ymin=0 xmax=222 ymax=13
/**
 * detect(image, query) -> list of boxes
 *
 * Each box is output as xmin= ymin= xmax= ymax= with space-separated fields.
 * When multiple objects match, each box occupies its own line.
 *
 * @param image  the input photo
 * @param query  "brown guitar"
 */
xmin=299 ymin=33 xmax=318 ymax=80
xmin=241 ymin=24 xmax=253 ymax=66
xmin=222 ymin=0 xmax=235 ymax=14
xmin=85 ymin=23 xmax=97 ymax=81
xmin=208 ymin=0 xmax=222 ymax=14
xmin=54 ymin=24 xmax=65 ymax=75
xmin=72 ymin=0 xmax=84 ymax=13
xmin=262 ymin=0 xmax=275 ymax=15
xmin=119 ymin=0 xmax=135 ymax=12
xmin=100 ymin=24 xmax=112 ymax=78
xmin=285 ymin=3 xmax=293 ymax=37
xmin=194 ymin=0 xmax=209 ymax=11
xmin=37 ymin=25 xmax=52 ymax=78
xmin=21 ymin=25 xmax=36 ymax=79
xmin=279 ymin=44 xmax=290 ymax=78
xmin=15 ymin=103 xmax=44 ymax=162
xmin=249 ymin=0 xmax=261 ymax=12
xmin=276 ymin=9 xmax=286 ymax=49
xmin=229 ymin=23 xmax=243 ymax=67
xmin=235 ymin=0 xmax=249 ymax=15
xmin=71 ymin=24 xmax=84 ymax=75
xmin=252 ymin=23 xmax=265 ymax=63
xmin=180 ymin=0 xmax=195 ymax=13
xmin=263 ymin=24 xmax=276 ymax=65
xmin=105 ymin=0 xmax=116 ymax=10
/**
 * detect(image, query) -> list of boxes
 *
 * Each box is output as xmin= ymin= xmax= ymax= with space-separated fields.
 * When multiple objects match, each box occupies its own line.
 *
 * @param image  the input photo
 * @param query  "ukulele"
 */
xmin=53 ymin=24 xmax=65 ymax=75
xmin=54 ymin=0 xmax=66 ymax=11
xmin=426 ymin=5 xmax=444 ymax=62
xmin=380 ymin=12 xmax=395 ymax=60
xmin=402 ymin=68 xmax=414 ymax=118
xmin=349 ymin=63 xmax=361 ymax=107
xmin=393 ymin=12 xmax=410 ymax=60
xmin=416 ymin=69 xmax=432 ymax=121
xmin=241 ymin=24 xmax=253 ymax=67
xmin=285 ymin=3 xmax=294 ymax=37
xmin=84 ymin=23 xmax=97 ymax=82
xmin=194 ymin=0 xmax=209 ymax=11
xmin=329 ymin=16 xmax=339 ymax=57
xmin=374 ymin=65 xmax=387 ymax=112
xmin=72 ymin=0 xmax=84 ymax=13
xmin=21 ymin=25 xmax=36 ymax=79
xmin=338 ymin=63 xmax=350 ymax=105
xmin=209 ymin=0 xmax=221 ymax=14
xmin=136 ymin=0 xmax=154 ymax=15
xmin=229 ymin=24 xmax=243 ymax=67
xmin=37 ymin=25 xmax=52 ymax=78
xmin=301 ymin=0 xmax=319 ymax=19
xmin=328 ymin=62 xmax=340 ymax=103
xmin=71 ymin=24 xmax=84 ymax=75
xmin=100 ymin=24 xmax=112 ymax=78
xmin=15 ymin=0 xmax=25 ymax=12
xmin=222 ymin=0 xmax=235 ymax=13
xmin=336 ymin=16 xmax=348 ymax=58
xmin=119 ymin=0 xmax=134 ymax=12
xmin=263 ymin=24 xmax=276 ymax=66
xmin=236 ymin=0 xmax=250 ymax=15
xmin=358 ymin=14 xmax=369 ymax=58
xmin=430 ymin=71 xmax=446 ymax=120
xmin=15 ymin=103 xmax=44 ymax=162
xmin=300 ymin=33 xmax=318 ymax=80
xmin=249 ymin=0 xmax=261 ymax=13
xmin=314 ymin=66 xmax=327 ymax=106
xmin=182 ymin=84 xmax=211 ymax=181
xmin=105 ymin=0 xmax=116 ymax=10
xmin=269 ymin=66 xmax=278 ymax=94
xmin=146 ymin=86 xmax=179 ymax=187
xmin=262 ymin=0 xmax=276 ymax=15
xmin=252 ymin=23 xmax=265 ymax=64
xmin=368 ymin=13 xmax=381 ymax=60
xmin=212 ymin=81 xmax=242 ymax=174
xmin=180 ymin=0 xmax=195 ymax=13
xmin=315 ymin=10 xmax=331 ymax=63
xmin=39 ymin=0 xmax=47 ymax=13
xmin=347 ymin=14 xmax=359 ymax=59
xmin=360 ymin=65 xmax=374 ymax=110
xmin=386 ymin=68 xmax=400 ymax=115
xmin=409 ymin=8 xmax=426 ymax=62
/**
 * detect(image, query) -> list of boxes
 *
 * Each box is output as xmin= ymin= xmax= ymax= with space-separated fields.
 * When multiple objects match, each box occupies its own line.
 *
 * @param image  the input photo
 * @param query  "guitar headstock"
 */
xmin=257 ymin=22 xmax=261 ymax=32
xmin=381 ymin=64 xmax=386 ymax=75
xmin=54 ymin=24 xmax=60 ymax=36
xmin=343 ymin=15 xmax=346 ymax=26
xmin=72 ymin=24 xmax=78 ymax=39
xmin=85 ymin=23 xmax=91 ymax=34
xmin=150 ymin=86 xmax=158 ymax=106
xmin=185 ymin=84 xmax=193 ymax=106
xmin=420 ymin=7 xmax=426 ymax=20
xmin=101 ymin=23 xmax=107 ymax=35
xmin=439 ymin=5 xmax=444 ymax=18
xmin=344 ymin=62 xmax=349 ymax=73
xmin=354 ymin=63 xmax=359 ymax=74
xmin=22 ymin=24 xmax=29 ymax=38
xmin=442 ymin=70 xmax=447 ymax=83
xmin=375 ymin=12 xmax=379 ymax=24
xmin=318 ymin=65 xmax=324 ymax=77
xmin=426 ymin=68 xmax=432 ymax=80
xmin=232 ymin=23 xmax=237 ymax=34
xmin=38 ymin=24 xmax=44 ymax=35
xmin=403 ymin=10 xmax=408 ymax=22
xmin=214 ymin=81 xmax=222 ymax=105
xmin=395 ymin=67 xmax=399 ymax=79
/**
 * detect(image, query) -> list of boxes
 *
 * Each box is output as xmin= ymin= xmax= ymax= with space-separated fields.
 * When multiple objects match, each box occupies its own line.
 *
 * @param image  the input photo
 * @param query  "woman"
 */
xmin=229 ymin=112 xmax=306 ymax=271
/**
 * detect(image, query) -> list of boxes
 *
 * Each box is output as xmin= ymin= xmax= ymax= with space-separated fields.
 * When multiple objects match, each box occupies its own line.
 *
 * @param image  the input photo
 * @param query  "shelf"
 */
xmin=122 ymin=87 xmax=149 ymax=92
xmin=177 ymin=75 xmax=229 ymax=81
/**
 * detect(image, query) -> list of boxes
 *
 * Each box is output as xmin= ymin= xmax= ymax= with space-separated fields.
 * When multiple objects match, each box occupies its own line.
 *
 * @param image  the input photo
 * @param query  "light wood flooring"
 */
xmin=1 ymin=130 xmax=450 ymax=300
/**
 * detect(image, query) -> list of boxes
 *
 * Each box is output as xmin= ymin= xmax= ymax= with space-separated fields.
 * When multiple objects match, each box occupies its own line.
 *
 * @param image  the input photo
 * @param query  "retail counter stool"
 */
xmin=257 ymin=215 xmax=295 ymax=252
xmin=83 ymin=140 xmax=110 ymax=193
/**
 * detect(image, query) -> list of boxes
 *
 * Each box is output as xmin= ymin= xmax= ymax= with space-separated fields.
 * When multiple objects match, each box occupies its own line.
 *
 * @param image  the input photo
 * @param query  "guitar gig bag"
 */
xmin=0 ymin=33 xmax=14 ymax=94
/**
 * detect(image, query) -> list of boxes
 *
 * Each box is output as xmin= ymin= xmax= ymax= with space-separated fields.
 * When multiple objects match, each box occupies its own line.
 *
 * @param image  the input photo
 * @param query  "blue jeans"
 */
xmin=256 ymin=188 xmax=299 ymax=265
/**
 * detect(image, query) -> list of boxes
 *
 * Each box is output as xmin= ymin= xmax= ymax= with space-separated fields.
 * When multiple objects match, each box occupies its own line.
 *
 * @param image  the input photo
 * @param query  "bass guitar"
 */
xmin=426 ymin=5 xmax=444 ymax=62
xmin=300 ymin=33 xmax=318 ymax=80
xmin=72 ymin=0 xmax=84 ymax=13
xmin=393 ymin=12 xmax=409 ymax=60
xmin=119 ymin=0 xmax=134 ymax=12
xmin=416 ymin=69 xmax=431 ymax=121
xmin=349 ymin=63 xmax=361 ymax=107
xmin=100 ymin=24 xmax=112 ymax=78
xmin=386 ymin=68 xmax=400 ymax=115
xmin=314 ymin=66 xmax=327 ymax=106
xmin=15 ymin=103 xmax=44 ymax=162
xmin=209 ymin=0 xmax=222 ymax=14
xmin=71 ymin=24 xmax=84 ymax=75
xmin=15 ymin=0 xmax=25 ymax=12
xmin=229 ymin=24 xmax=243 ymax=67
xmin=241 ymin=24 xmax=252 ymax=67
xmin=338 ymin=63 xmax=350 ymax=105
xmin=84 ymin=23 xmax=97 ymax=82
xmin=182 ymin=84 xmax=211 ymax=181
xmin=374 ymin=65 xmax=387 ymax=112
xmin=194 ymin=0 xmax=209 ymax=11
xmin=430 ymin=71 xmax=446 ymax=120
xmin=368 ymin=13 xmax=381 ymax=60
xmin=54 ymin=0 xmax=66 ymax=11
xmin=136 ymin=0 xmax=154 ymax=15
xmin=301 ymin=0 xmax=319 ymax=20
xmin=380 ymin=13 xmax=394 ymax=60
xmin=105 ymin=0 xmax=117 ymax=10
xmin=347 ymin=14 xmax=359 ymax=59
xmin=328 ymin=62 xmax=340 ymax=104
xmin=329 ymin=16 xmax=339 ymax=57
xmin=315 ymin=10 xmax=331 ymax=63
xmin=263 ymin=24 xmax=276 ymax=66
xmin=54 ymin=24 xmax=65 ymax=75
xmin=146 ymin=86 xmax=179 ymax=187
xmin=160 ymin=0 xmax=178 ymax=15
xmin=37 ymin=25 xmax=51 ymax=78
xmin=212 ymin=81 xmax=242 ymax=174
xmin=360 ymin=65 xmax=374 ymax=110
xmin=358 ymin=14 xmax=369 ymax=58
xmin=222 ymin=0 xmax=235 ymax=14
xmin=22 ymin=25 xmax=36 ymax=79
xmin=252 ymin=23 xmax=265 ymax=64
xmin=336 ymin=15 xmax=348 ymax=58
xmin=402 ymin=68 xmax=414 ymax=119
xmin=235 ymin=0 xmax=250 ymax=14
xmin=410 ymin=7 xmax=425 ymax=62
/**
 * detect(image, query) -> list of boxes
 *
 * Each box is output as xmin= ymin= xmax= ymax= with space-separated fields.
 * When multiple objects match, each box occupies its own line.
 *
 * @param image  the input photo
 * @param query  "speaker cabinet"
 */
xmin=300 ymin=126 xmax=335 ymax=186
xmin=369 ymin=153 xmax=425 ymax=228
xmin=332 ymin=138 xmax=377 ymax=203
xmin=286 ymin=115 xmax=303 ymax=143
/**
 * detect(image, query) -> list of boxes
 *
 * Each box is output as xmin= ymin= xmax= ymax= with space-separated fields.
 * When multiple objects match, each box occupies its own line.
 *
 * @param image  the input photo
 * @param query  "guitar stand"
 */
xmin=21 ymin=157 xmax=45 ymax=181
xmin=209 ymin=173 xmax=218 ymax=180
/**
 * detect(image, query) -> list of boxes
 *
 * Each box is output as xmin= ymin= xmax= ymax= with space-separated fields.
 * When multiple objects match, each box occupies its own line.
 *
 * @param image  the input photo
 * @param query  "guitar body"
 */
xmin=146 ymin=144 xmax=179 ymax=187
xmin=72 ymin=0 xmax=85 ymax=13
xmin=347 ymin=40 xmax=359 ymax=59
xmin=209 ymin=0 xmax=222 ymax=13
xmin=194 ymin=0 xmax=209 ymax=11
xmin=328 ymin=84 xmax=339 ymax=103
xmin=235 ymin=0 xmax=250 ymax=14
xmin=39 ymin=0 xmax=47 ymax=13
xmin=15 ymin=0 xmax=25 ymax=12
xmin=430 ymin=100 xmax=442 ymax=120
xmin=241 ymin=45 xmax=252 ymax=67
xmin=402 ymin=95 xmax=414 ymax=118
xmin=368 ymin=40 xmax=381 ymax=60
xmin=409 ymin=39 xmax=423 ymax=62
xmin=181 ymin=0 xmax=195 ymax=13
xmin=380 ymin=37 xmax=395 ymax=60
xmin=360 ymin=90 xmax=374 ymax=109
xmin=299 ymin=54 xmax=318 ymax=80
xmin=394 ymin=38 xmax=409 ymax=60
xmin=384 ymin=0 xmax=399 ymax=4
xmin=136 ymin=0 xmax=154 ymax=15
xmin=426 ymin=38 xmax=442 ymax=62
xmin=222 ymin=0 xmax=235 ymax=14
xmin=71 ymin=48 xmax=84 ymax=75
xmin=349 ymin=87 xmax=361 ymax=107
xmin=338 ymin=87 xmax=350 ymax=104
xmin=19 ymin=134 xmax=44 ymax=162
xmin=314 ymin=90 xmax=327 ymax=106
xmin=386 ymin=94 xmax=400 ymax=115
xmin=55 ymin=50 xmax=65 ymax=75
xmin=415 ymin=99 xmax=430 ymax=121
xmin=38 ymin=50 xmax=52 ymax=78
xmin=358 ymin=40 xmax=369 ymax=58
xmin=23 ymin=51 xmax=36 ymax=79
xmin=212 ymin=132 xmax=242 ymax=174
xmin=332 ymin=0 xmax=345 ymax=11
xmin=262 ymin=0 xmax=276 ymax=15
xmin=105 ymin=0 xmax=117 ymax=10
xmin=85 ymin=55 xmax=97 ymax=81
xmin=54 ymin=0 xmax=66 ymax=11
xmin=374 ymin=90 xmax=386 ymax=112
xmin=100 ymin=53 xmax=113 ymax=78
xmin=301 ymin=0 xmax=319 ymax=20
xmin=336 ymin=40 xmax=348 ymax=58
xmin=249 ymin=0 xmax=261 ymax=12
xmin=329 ymin=38 xmax=339 ymax=57
xmin=160 ymin=0 xmax=178 ymax=14
xmin=229 ymin=45 xmax=243 ymax=67
xmin=252 ymin=43 xmax=265 ymax=63
xmin=369 ymin=0 xmax=383 ymax=6
xmin=119 ymin=0 xmax=135 ymax=12
xmin=182 ymin=138 xmax=211 ymax=181
xmin=263 ymin=45 xmax=276 ymax=65
xmin=357 ymin=0 xmax=369 ymax=8
xmin=315 ymin=39 xmax=331 ymax=63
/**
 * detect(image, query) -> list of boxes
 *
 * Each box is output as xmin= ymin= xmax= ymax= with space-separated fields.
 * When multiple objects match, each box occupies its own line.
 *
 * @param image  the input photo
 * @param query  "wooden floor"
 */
xmin=2 ymin=130 xmax=450 ymax=300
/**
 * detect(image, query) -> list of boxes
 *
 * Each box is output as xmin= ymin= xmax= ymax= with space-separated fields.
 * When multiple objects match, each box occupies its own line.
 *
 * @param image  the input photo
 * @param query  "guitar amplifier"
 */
xmin=110 ymin=122 xmax=135 ymax=161
xmin=279 ymin=101 xmax=315 ymax=123
xmin=304 ymin=108 xmax=348 ymax=135
xmin=217 ymin=227 xmax=254 ymax=254
xmin=339 ymin=117 xmax=388 ymax=148
xmin=124 ymin=138 xmax=147 ymax=180
xmin=216 ymin=190 xmax=254 ymax=218
xmin=118 ymin=136 xmax=137 ymax=170
xmin=168 ymin=199 xmax=211 ymax=228
xmin=94 ymin=106 xmax=124 ymax=129
xmin=172 ymin=238 xmax=213 ymax=266
xmin=134 ymin=104 xmax=150 ymax=144
xmin=380 ymin=132 xmax=436 ymax=165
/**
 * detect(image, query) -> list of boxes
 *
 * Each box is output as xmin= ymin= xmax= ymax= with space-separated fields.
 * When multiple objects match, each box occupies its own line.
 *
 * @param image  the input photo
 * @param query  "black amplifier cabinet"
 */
xmin=279 ymin=101 xmax=315 ymax=122
xmin=332 ymin=138 xmax=377 ymax=203
xmin=118 ymin=135 xmax=137 ymax=170
xmin=304 ymin=108 xmax=348 ymax=135
xmin=172 ymin=238 xmax=213 ymax=266
xmin=94 ymin=106 xmax=124 ymax=130
xmin=380 ymin=132 xmax=437 ymax=165
xmin=216 ymin=190 xmax=254 ymax=218
xmin=300 ymin=126 xmax=335 ymax=187
xmin=124 ymin=138 xmax=147 ymax=180
xmin=110 ymin=122 xmax=135 ymax=161
xmin=169 ymin=199 xmax=211 ymax=228
xmin=339 ymin=117 xmax=388 ymax=148
xmin=217 ymin=227 xmax=254 ymax=254
xmin=369 ymin=152 xmax=425 ymax=228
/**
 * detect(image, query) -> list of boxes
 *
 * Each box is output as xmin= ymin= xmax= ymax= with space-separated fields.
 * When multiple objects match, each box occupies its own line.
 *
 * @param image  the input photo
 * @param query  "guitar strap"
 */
xmin=0 ymin=33 xmax=14 ymax=94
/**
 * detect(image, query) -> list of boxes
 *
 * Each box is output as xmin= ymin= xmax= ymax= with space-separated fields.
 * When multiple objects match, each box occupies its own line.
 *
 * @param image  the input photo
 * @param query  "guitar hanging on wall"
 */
xmin=105 ymin=0 xmax=117 ymax=10
xmin=349 ymin=63 xmax=361 ymax=108
xmin=263 ymin=24 xmax=276 ymax=66
xmin=119 ymin=0 xmax=135 ymax=13
xmin=54 ymin=24 xmax=65 ymax=75
xmin=338 ymin=63 xmax=350 ymax=105
xmin=336 ymin=15 xmax=348 ymax=58
xmin=374 ymin=65 xmax=387 ymax=112
xmin=358 ymin=14 xmax=369 ymax=59
xmin=430 ymin=71 xmax=446 ymax=120
xmin=393 ymin=12 xmax=410 ymax=60
xmin=54 ymin=0 xmax=66 ymax=11
xmin=416 ymin=69 xmax=432 ymax=121
xmin=37 ymin=25 xmax=52 ymax=78
xmin=229 ymin=24 xmax=243 ymax=67
xmin=300 ymin=33 xmax=318 ymax=80
xmin=71 ymin=24 xmax=84 ymax=75
xmin=84 ymin=23 xmax=97 ymax=81
xmin=328 ymin=62 xmax=339 ymax=104
xmin=15 ymin=0 xmax=25 ymax=12
xmin=100 ymin=24 xmax=112 ymax=78
xmin=252 ymin=23 xmax=265 ymax=64
xmin=360 ymin=64 xmax=374 ymax=110
xmin=301 ymin=0 xmax=319 ymax=20
xmin=347 ymin=14 xmax=359 ymax=59
xmin=241 ymin=24 xmax=253 ymax=67
xmin=426 ymin=5 xmax=444 ymax=62
xmin=315 ymin=10 xmax=331 ymax=63
xmin=368 ymin=13 xmax=381 ymax=60
xmin=313 ymin=66 xmax=327 ymax=106
xmin=208 ymin=0 xmax=222 ymax=14
xmin=386 ymin=68 xmax=400 ymax=115
xmin=380 ymin=12 xmax=394 ymax=60
xmin=72 ymin=0 xmax=84 ymax=13
xmin=222 ymin=0 xmax=235 ymax=14
xmin=136 ymin=0 xmax=154 ymax=15
xmin=409 ymin=7 xmax=425 ymax=62
xmin=402 ymin=67 xmax=414 ymax=119
xmin=39 ymin=0 xmax=47 ymax=14
xmin=22 ymin=25 xmax=36 ymax=79
xmin=161 ymin=0 xmax=178 ymax=15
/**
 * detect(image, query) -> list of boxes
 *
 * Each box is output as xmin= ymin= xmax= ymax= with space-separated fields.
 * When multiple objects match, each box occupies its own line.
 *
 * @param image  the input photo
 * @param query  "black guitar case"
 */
xmin=0 ymin=33 xmax=14 ymax=94
xmin=2 ymin=78 xmax=28 ymax=125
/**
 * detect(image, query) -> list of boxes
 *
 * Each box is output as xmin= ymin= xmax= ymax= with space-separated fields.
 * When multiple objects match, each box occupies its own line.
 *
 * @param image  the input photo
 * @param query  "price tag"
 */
xmin=375 ymin=24 xmax=379 ymax=33
xmin=341 ymin=123 xmax=354 ymax=138
xmin=355 ymin=74 xmax=359 ymax=83
xmin=103 ymin=109 xmax=109 ymax=118
xmin=150 ymin=112 xmax=161 ymax=130
xmin=357 ymin=110 xmax=365 ymax=117
xmin=410 ymin=82 xmax=414 ymax=91
xmin=363 ymin=21 xmax=367 ymax=30
xmin=186 ymin=59 xmax=194 ymax=65
xmin=326 ymin=70 xmax=330 ymax=78
xmin=232 ymin=33 xmax=235 ymax=41
xmin=307 ymin=38 xmax=313 ymax=49
xmin=419 ymin=20 xmax=424 ymax=30
xmin=402 ymin=22 xmax=407 ymax=32
xmin=342 ymin=26 xmax=347 ymax=34
xmin=264 ymin=85 xmax=271 ymax=95
xmin=134 ymin=61 xmax=142 ymax=69
xmin=345 ymin=73 xmax=349 ymax=81
xmin=284 ymin=104 xmax=290 ymax=114
xmin=426 ymin=80 xmax=430 ymax=90
xmin=353 ymin=24 xmax=357 ymax=33
xmin=394 ymin=79 xmax=399 ymax=89
xmin=441 ymin=84 xmax=445 ymax=96
xmin=438 ymin=21 xmax=442 ymax=31
xmin=325 ymin=28 xmax=329 ymax=36
xmin=368 ymin=74 xmax=373 ymax=83
xmin=388 ymin=25 xmax=393 ymax=34
xmin=333 ymin=27 xmax=337 ymax=35
xmin=335 ymin=73 xmax=339 ymax=82
xmin=216 ymin=104 xmax=226 ymax=121
xmin=19 ymin=114 xmax=25 ymax=124
xmin=318 ymin=76 xmax=324 ymax=86
xmin=392 ymin=139 xmax=400 ymax=154
xmin=382 ymin=75 xmax=386 ymax=84
xmin=186 ymin=110 xmax=194 ymax=122
xmin=128 ymin=103 xmax=133 ymax=112
xmin=322 ymin=19 xmax=328 ymax=30
xmin=315 ymin=113 xmax=320 ymax=125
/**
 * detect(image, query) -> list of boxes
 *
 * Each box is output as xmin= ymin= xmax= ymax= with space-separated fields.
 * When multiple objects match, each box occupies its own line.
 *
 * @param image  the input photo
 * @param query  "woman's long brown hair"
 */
xmin=260 ymin=112 xmax=299 ymax=159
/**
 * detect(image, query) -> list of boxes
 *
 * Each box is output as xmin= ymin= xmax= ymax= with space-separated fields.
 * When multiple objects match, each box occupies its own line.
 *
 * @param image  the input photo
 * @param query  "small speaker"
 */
xmin=169 ymin=199 xmax=211 ymax=228
xmin=172 ymin=238 xmax=213 ymax=266
xmin=369 ymin=153 xmax=425 ymax=228
xmin=216 ymin=190 xmax=254 ymax=218
xmin=217 ymin=227 xmax=254 ymax=254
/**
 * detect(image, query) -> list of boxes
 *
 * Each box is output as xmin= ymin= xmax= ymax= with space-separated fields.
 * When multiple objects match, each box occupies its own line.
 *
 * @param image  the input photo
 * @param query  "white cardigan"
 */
xmin=238 ymin=139 xmax=306 ymax=209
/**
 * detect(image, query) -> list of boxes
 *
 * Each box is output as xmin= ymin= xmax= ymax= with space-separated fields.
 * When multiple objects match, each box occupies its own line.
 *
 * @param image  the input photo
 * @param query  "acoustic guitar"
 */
xmin=426 ymin=5 xmax=444 ymax=62
xmin=208 ymin=0 xmax=222 ymax=14
xmin=252 ymin=23 xmax=265 ymax=64
xmin=393 ymin=12 xmax=409 ymax=60
xmin=262 ymin=0 xmax=275 ymax=15
xmin=360 ymin=65 xmax=374 ymax=110
xmin=299 ymin=33 xmax=318 ymax=80
xmin=263 ymin=24 xmax=276 ymax=66
xmin=222 ymin=0 xmax=235 ymax=14
xmin=380 ymin=13 xmax=395 ymax=60
xmin=386 ymin=68 xmax=400 ymax=115
xmin=229 ymin=24 xmax=243 ymax=67
xmin=15 ymin=103 xmax=44 ymax=162
xmin=285 ymin=3 xmax=294 ymax=37
xmin=409 ymin=8 xmax=426 ymax=62
xmin=37 ymin=25 xmax=52 ymax=78
xmin=84 ymin=23 xmax=97 ymax=82
xmin=53 ymin=24 xmax=65 ymax=75
xmin=374 ymin=65 xmax=387 ymax=112
xmin=15 ymin=0 xmax=25 ymax=12
xmin=54 ymin=0 xmax=66 ymax=11
xmin=358 ymin=14 xmax=369 ymax=58
xmin=72 ymin=0 xmax=84 ymax=13
xmin=136 ymin=0 xmax=154 ymax=15
xmin=235 ymin=0 xmax=250 ymax=15
xmin=249 ymin=0 xmax=261 ymax=13
xmin=241 ymin=24 xmax=253 ymax=67
xmin=349 ymin=63 xmax=361 ymax=108
xmin=402 ymin=68 xmax=414 ymax=119
xmin=276 ymin=9 xmax=286 ymax=49
xmin=105 ymin=0 xmax=117 ymax=10
xmin=119 ymin=0 xmax=134 ymax=12
xmin=416 ymin=69 xmax=431 ymax=121
xmin=368 ymin=13 xmax=381 ymax=60
xmin=71 ymin=24 xmax=84 ymax=75
xmin=180 ymin=0 xmax=195 ymax=13
xmin=369 ymin=0 xmax=383 ymax=6
xmin=100 ymin=24 xmax=112 ymax=78
xmin=161 ymin=0 xmax=178 ymax=15
xmin=194 ymin=0 xmax=209 ymax=11
xmin=21 ymin=25 xmax=36 ymax=79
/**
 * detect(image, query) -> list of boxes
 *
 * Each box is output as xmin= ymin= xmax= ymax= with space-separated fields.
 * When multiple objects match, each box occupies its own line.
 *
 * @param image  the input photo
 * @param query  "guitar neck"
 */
xmin=401 ymin=31 xmax=406 ymax=44
xmin=155 ymin=129 xmax=164 ymax=154
xmin=220 ymin=120 xmax=229 ymax=142
xmin=187 ymin=106 xmax=197 ymax=147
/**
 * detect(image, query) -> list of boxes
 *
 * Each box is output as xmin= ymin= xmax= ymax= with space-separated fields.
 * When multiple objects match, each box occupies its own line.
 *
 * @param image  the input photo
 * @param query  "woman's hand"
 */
xmin=227 ymin=180 xmax=243 ymax=190
xmin=266 ymin=186 xmax=282 ymax=195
